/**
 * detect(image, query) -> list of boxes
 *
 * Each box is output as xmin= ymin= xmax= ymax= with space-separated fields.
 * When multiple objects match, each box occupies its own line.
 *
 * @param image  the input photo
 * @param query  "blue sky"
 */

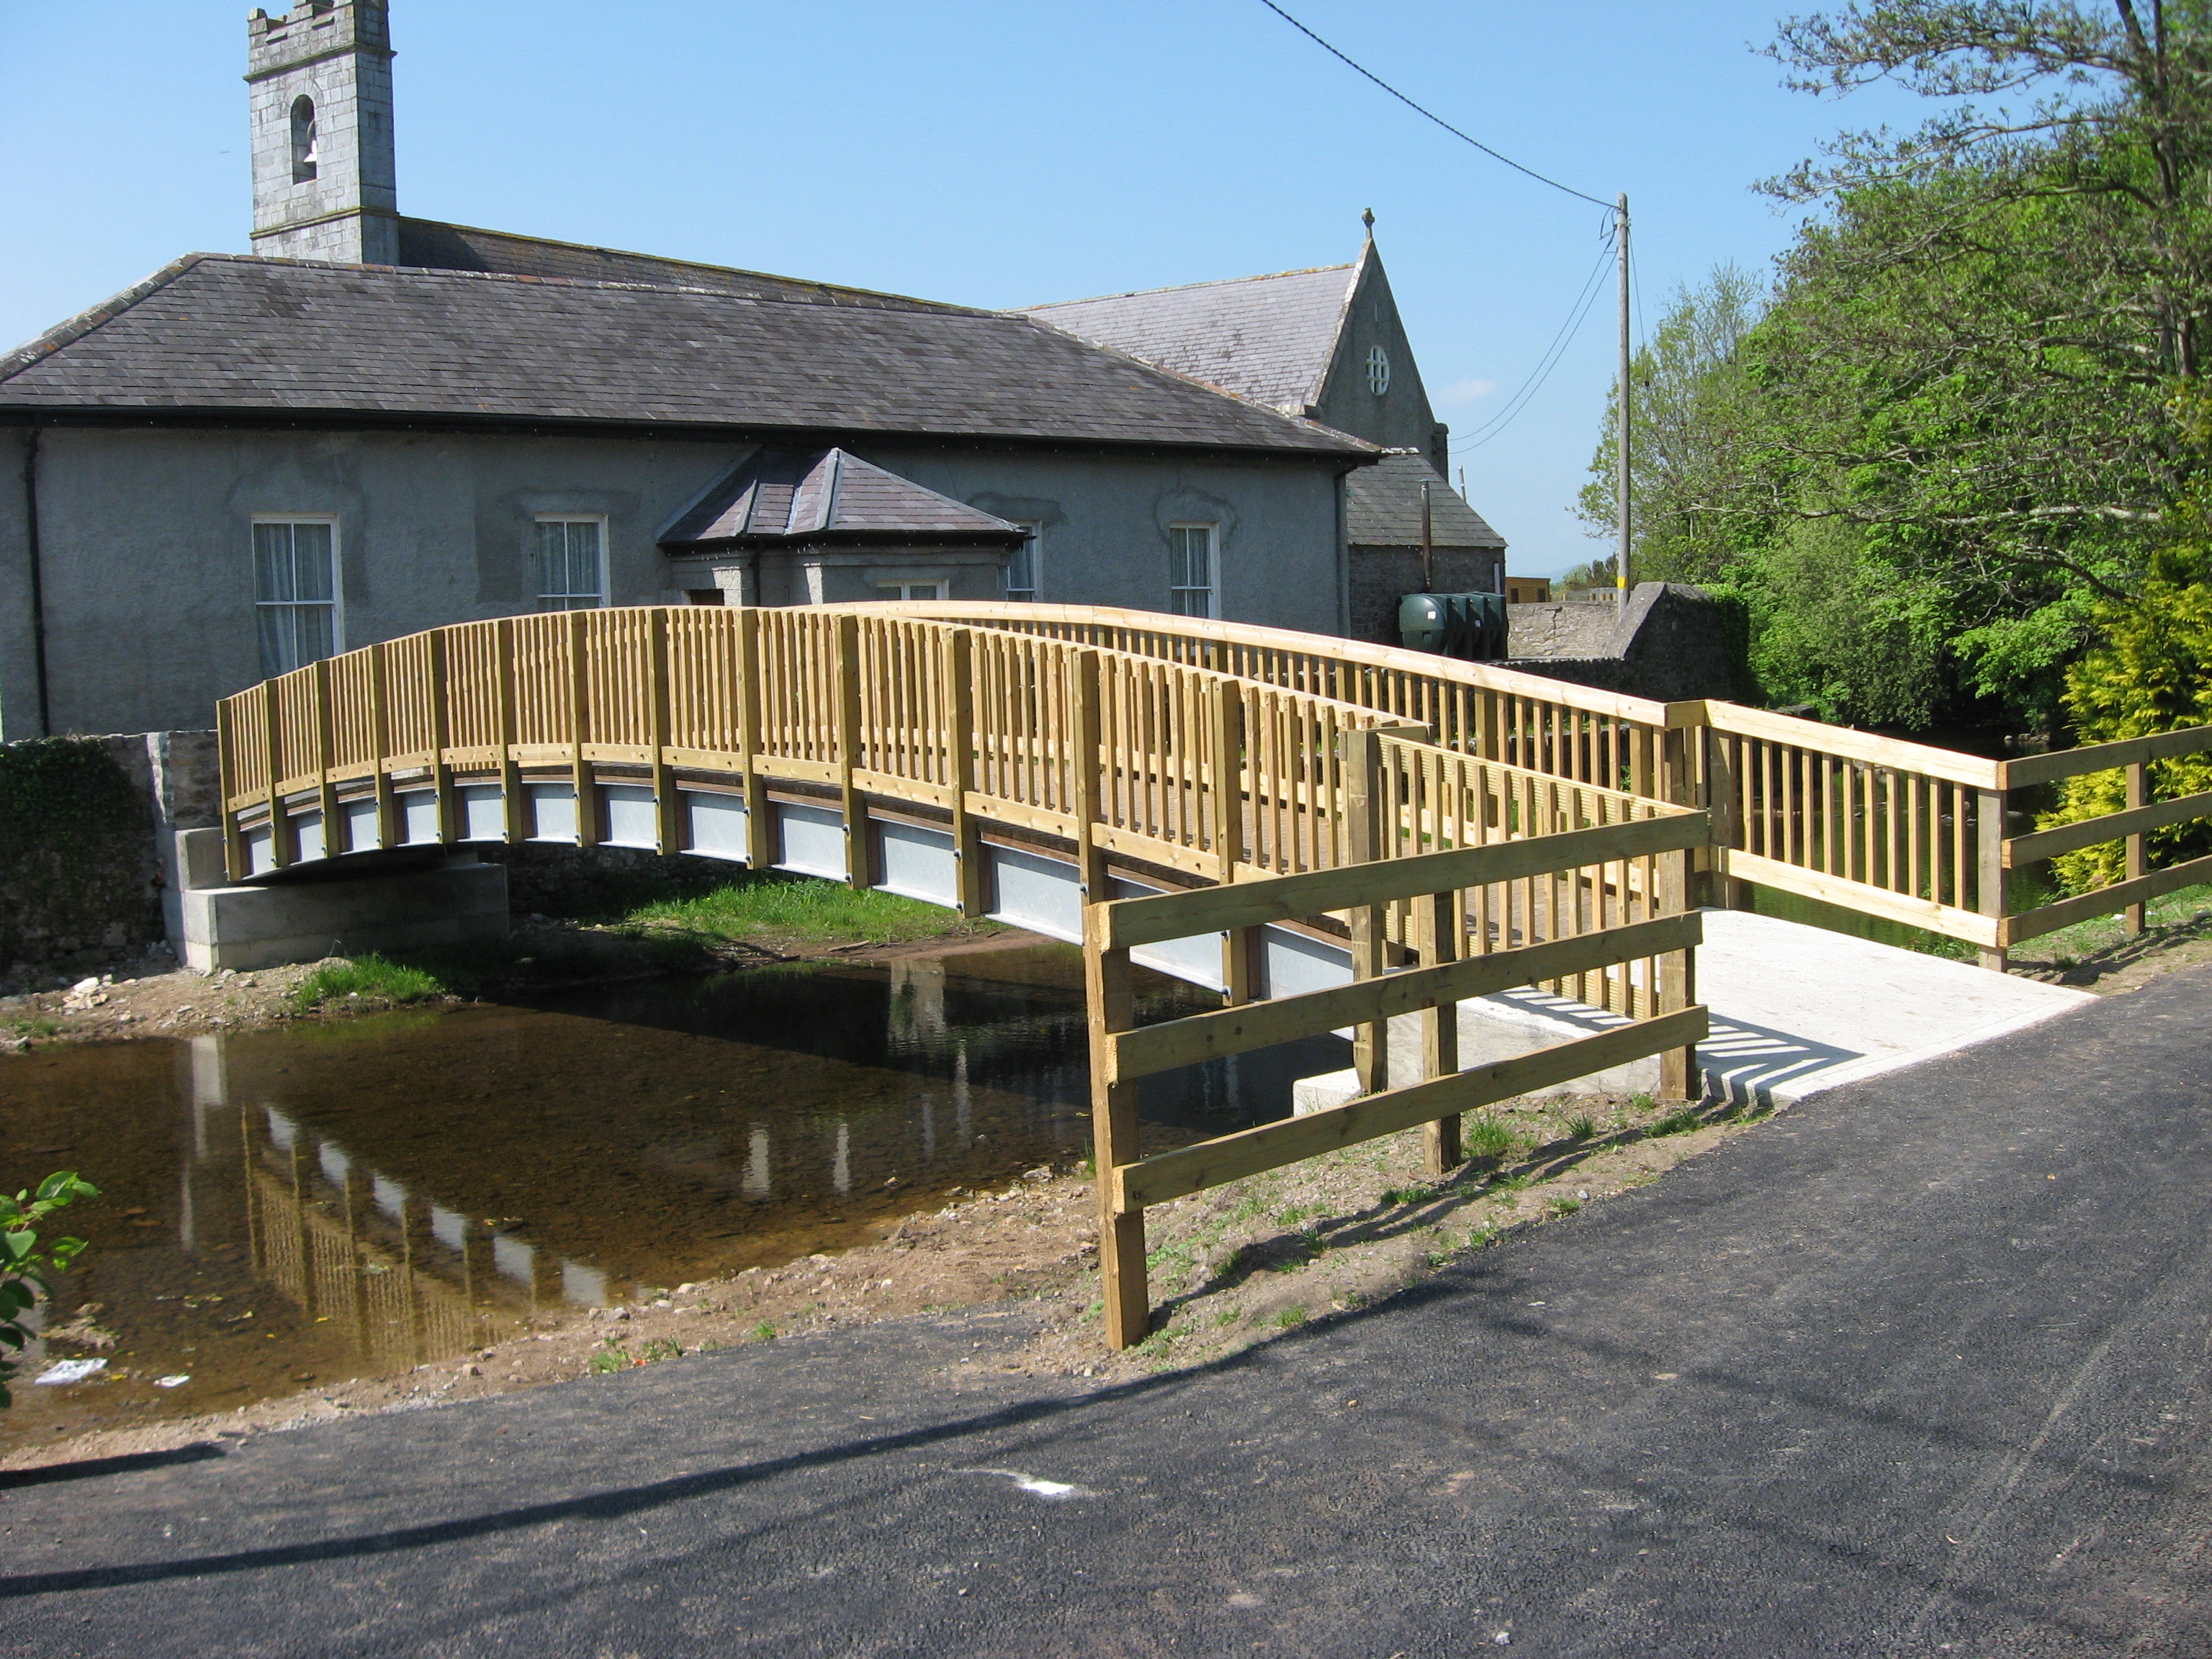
xmin=0 ymin=2 xmax=1933 ymax=577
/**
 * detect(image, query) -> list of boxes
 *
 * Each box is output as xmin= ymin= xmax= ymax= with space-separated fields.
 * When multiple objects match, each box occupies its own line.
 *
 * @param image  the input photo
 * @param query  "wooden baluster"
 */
xmin=2126 ymin=760 xmax=2148 ymax=935
xmin=1658 ymin=845 xmax=1698 ymax=1100
xmin=312 ymin=658 xmax=338 ymax=856
xmin=948 ymin=627 xmax=984 ymax=916
xmin=1084 ymin=904 xmax=1148 ymax=1349
xmin=1208 ymin=677 xmax=1244 ymax=883
xmin=495 ymin=620 xmax=522 ymax=843
xmin=565 ymin=612 xmax=595 ymax=848
xmin=647 ymin=608 xmax=676 ymax=855
xmin=264 ymin=675 xmax=294 ymax=869
xmin=736 ymin=606 xmax=770 ymax=868
xmin=835 ymin=611 xmax=868 ymax=888
xmin=367 ymin=642 xmax=396 ymax=851
xmin=1070 ymin=650 xmax=1107 ymax=903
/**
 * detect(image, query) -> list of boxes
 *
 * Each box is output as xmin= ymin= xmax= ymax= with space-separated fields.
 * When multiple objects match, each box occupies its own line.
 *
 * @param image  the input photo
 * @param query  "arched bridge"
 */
xmin=214 ymin=601 xmax=1704 ymax=1000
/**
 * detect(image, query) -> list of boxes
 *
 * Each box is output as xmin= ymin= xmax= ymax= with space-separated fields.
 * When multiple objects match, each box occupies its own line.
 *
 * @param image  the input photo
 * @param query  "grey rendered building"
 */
xmin=0 ymin=0 xmax=1509 ymax=739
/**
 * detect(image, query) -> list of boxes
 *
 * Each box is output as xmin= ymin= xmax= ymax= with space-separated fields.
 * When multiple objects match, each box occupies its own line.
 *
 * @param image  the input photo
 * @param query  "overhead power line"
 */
xmin=1460 ymin=231 xmax=1617 ymax=451
xmin=1255 ymin=0 xmax=1612 ymax=211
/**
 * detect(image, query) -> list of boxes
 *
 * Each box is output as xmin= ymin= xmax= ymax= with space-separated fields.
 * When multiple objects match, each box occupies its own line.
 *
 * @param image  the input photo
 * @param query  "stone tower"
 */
xmin=246 ymin=1 xmax=397 ymax=264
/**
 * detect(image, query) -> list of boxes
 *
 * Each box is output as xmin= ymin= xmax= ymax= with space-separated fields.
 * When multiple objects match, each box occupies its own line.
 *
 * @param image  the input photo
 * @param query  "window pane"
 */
xmin=258 ymin=606 xmax=291 ymax=678
xmin=292 ymin=523 xmax=333 ymax=602
xmin=253 ymin=523 xmax=292 ymax=601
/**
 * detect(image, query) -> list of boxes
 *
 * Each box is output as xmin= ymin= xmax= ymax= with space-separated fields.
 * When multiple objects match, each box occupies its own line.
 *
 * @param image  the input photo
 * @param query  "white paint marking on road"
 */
xmin=952 ymin=1467 xmax=1099 ymax=1501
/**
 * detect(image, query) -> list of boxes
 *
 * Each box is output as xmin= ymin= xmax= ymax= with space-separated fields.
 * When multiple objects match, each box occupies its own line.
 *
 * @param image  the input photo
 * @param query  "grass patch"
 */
xmin=293 ymin=952 xmax=447 ymax=1010
xmin=1462 ymin=1115 xmax=1522 ymax=1163
xmin=3 ymin=1017 xmax=61 ymax=1039
xmin=623 ymin=871 xmax=994 ymax=950
xmin=1645 ymin=1107 xmax=1703 ymax=1138
xmin=1545 ymin=1195 xmax=1582 ymax=1218
xmin=1565 ymin=1112 xmax=1599 ymax=1142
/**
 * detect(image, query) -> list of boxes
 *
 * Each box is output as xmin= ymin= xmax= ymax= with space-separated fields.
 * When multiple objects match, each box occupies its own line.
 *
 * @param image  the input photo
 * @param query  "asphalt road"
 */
xmin=6 ymin=961 xmax=2211 ymax=1657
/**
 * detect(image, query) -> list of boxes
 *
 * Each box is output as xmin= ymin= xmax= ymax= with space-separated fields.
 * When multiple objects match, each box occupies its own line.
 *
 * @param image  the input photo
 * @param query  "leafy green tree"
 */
xmin=1 ymin=1171 xmax=99 ymax=1407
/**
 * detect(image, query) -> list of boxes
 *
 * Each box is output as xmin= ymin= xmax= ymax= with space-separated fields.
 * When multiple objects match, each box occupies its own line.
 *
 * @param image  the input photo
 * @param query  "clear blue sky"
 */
xmin=0 ymin=1 xmax=1930 ymax=578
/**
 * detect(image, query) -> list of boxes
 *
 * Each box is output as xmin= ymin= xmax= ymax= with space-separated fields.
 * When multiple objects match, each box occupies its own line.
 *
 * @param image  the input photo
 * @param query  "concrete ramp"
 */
xmin=1294 ymin=907 xmax=2095 ymax=1115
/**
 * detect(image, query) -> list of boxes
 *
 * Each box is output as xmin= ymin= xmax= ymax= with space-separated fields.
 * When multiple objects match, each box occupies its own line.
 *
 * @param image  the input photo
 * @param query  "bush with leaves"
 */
xmin=1 ymin=1172 xmax=99 ymax=1407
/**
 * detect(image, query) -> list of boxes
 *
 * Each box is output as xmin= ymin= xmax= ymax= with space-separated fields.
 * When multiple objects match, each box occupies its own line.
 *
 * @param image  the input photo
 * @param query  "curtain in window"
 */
xmin=254 ymin=521 xmax=336 ymax=677
xmin=536 ymin=521 xmax=603 ymax=611
xmin=1167 ymin=525 xmax=1213 ymax=618
xmin=1005 ymin=527 xmax=1038 ymax=600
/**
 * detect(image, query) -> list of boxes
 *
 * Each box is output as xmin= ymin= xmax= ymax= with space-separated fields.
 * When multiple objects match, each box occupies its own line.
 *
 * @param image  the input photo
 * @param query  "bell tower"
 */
xmin=246 ymin=1 xmax=398 ymax=264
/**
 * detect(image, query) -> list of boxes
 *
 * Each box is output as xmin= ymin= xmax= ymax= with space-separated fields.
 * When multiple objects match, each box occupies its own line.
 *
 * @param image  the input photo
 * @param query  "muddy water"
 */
xmin=0 ymin=940 xmax=1344 ymax=1452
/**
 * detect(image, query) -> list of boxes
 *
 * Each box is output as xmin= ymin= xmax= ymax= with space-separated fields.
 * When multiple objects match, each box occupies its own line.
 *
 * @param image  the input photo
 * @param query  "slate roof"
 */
xmin=393 ymin=220 xmax=968 ymax=314
xmin=660 ymin=448 xmax=1025 ymax=549
xmin=1020 ymin=261 xmax=1359 ymax=413
xmin=1345 ymin=452 xmax=1503 ymax=549
xmin=0 ymin=256 xmax=1372 ymax=458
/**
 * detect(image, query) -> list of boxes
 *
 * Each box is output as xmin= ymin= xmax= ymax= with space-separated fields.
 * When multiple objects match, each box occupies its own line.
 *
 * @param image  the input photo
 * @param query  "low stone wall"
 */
xmin=1503 ymin=583 xmax=1742 ymax=703
xmin=0 ymin=730 xmax=217 ymax=977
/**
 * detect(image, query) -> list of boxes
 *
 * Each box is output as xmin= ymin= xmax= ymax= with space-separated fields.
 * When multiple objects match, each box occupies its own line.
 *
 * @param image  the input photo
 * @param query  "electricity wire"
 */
xmin=1458 ymin=231 xmax=1617 ymax=450
xmin=1255 ymin=0 xmax=1613 ymax=211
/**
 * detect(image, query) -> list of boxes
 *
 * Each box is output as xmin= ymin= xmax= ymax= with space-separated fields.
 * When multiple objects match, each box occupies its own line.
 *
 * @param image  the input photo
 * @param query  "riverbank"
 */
xmin=0 ymin=1083 xmax=1767 ymax=1473
xmin=0 ymin=870 xmax=1004 ymax=1050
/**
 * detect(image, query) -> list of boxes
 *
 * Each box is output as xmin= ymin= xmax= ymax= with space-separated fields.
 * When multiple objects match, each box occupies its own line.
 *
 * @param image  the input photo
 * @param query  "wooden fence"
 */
xmin=1086 ymin=743 xmax=1711 ymax=1346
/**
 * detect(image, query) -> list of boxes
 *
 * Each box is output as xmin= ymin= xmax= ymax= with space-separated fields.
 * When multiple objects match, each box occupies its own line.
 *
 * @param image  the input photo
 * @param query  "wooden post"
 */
xmin=369 ymin=641 xmax=395 ymax=852
xmin=1084 ymin=901 xmax=1148 ymax=1349
xmin=262 ymin=675 xmax=293 ymax=870
xmin=1208 ymin=678 xmax=1245 ymax=883
xmin=736 ymin=606 xmax=771 ymax=868
xmin=1977 ymin=786 xmax=2008 ymax=971
xmin=428 ymin=630 xmax=457 ymax=845
xmin=311 ymin=658 xmax=338 ymax=855
xmin=1658 ymin=845 xmax=1698 ymax=1100
xmin=1071 ymin=648 xmax=1107 ymax=901
xmin=835 ymin=611 xmax=868 ymax=888
xmin=567 ymin=611 xmax=596 ymax=848
xmin=2125 ymin=760 xmax=2148 ymax=935
xmin=1416 ymin=886 xmax=1461 ymax=1173
xmin=1341 ymin=727 xmax=1388 ymax=1095
xmin=495 ymin=620 xmax=523 ymax=843
xmin=216 ymin=699 xmax=246 ymax=881
xmin=647 ymin=608 xmax=677 ymax=855
xmin=948 ymin=627 xmax=984 ymax=916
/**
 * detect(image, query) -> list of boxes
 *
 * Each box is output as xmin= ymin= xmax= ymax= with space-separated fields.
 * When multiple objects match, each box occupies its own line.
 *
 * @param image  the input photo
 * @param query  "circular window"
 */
xmin=1366 ymin=344 xmax=1391 ymax=396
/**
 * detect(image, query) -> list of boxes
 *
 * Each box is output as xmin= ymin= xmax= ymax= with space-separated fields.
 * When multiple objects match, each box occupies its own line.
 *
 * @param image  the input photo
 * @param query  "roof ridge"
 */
xmin=400 ymin=219 xmax=971 ymax=314
xmin=0 ymin=253 xmax=213 ymax=385
xmin=1017 ymin=261 xmax=1358 ymax=313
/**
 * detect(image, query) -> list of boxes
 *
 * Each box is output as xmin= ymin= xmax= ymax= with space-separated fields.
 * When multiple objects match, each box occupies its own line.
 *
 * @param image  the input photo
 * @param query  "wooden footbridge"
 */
xmin=214 ymin=601 xmax=2212 ymax=1343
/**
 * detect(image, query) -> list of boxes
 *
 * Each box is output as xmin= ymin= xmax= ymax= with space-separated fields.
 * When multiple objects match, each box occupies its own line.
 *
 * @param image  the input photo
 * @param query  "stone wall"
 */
xmin=1503 ymin=583 xmax=1741 ymax=703
xmin=0 ymin=730 xmax=217 ymax=979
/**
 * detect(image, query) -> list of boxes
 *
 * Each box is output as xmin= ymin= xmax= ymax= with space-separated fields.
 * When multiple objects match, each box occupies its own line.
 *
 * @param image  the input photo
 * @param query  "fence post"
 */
xmin=262 ymin=676 xmax=293 ymax=870
xmin=311 ymin=657 xmax=338 ymax=855
xmin=368 ymin=641 xmax=395 ymax=852
xmin=1658 ymin=845 xmax=1699 ymax=1100
xmin=835 ymin=611 xmax=869 ymax=888
xmin=1977 ymin=784 xmax=2008 ymax=971
xmin=1084 ymin=902 xmax=1149 ymax=1349
xmin=1071 ymin=648 xmax=1107 ymax=901
xmin=1208 ymin=678 xmax=1245 ymax=883
xmin=1341 ymin=726 xmax=1388 ymax=1095
xmin=736 ymin=606 xmax=770 ymax=869
xmin=2126 ymin=760 xmax=2148 ymax=934
xmin=948 ymin=627 xmax=983 ymax=916
xmin=216 ymin=699 xmax=246 ymax=881
xmin=495 ymin=619 xmax=523 ymax=843
xmin=1417 ymin=884 xmax=1462 ymax=1173
xmin=566 ymin=612 xmax=595 ymax=848
xmin=647 ymin=608 xmax=677 ymax=856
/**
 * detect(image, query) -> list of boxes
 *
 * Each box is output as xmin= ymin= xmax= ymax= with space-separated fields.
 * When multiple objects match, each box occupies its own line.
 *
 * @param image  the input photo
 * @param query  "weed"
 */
xmin=639 ymin=1338 xmax=683 ymax=1363
xmin=588 ymin=1346 xmax=629 ymax=1375
xmin=1136 ymin=1328 xmax=1176 ymax=1358
xmin=1378 ymin=1185 xmax=1429 ymax=1208
xmin=1546 ymin=1195 xmax=1582 ymax=1218
xmin=1274 ymin=1305 xmax=1308 ymax=1329
xmin=293 ymin=953 xmax=445 ymax=1010
xmin=699 ymin=1338 xmax=724 ymax=1354
xmin=750 ymin=1321 xmax=777 ymax=1341
xmin=1213 ymin=1308 xmax=1241 ymax=1327
xmin=1565 ymin=1112 xmax=1599 ymax=1142
xmin=1491 ymin=1172 xmax=1531 ymax=1192
xmin=1629 ymin=1092 xmax=1656 ymax=1113
xmin=1275 ymin=1202 xmax=1323 ymax=1226
xmin=1646 ymin=1108 xmax=1702 ymax=1138
xmin=2 ymin=1017 xmax=60 ymax=1039
xmin=1462 ymin=1117 xmax=1521 ymax=1163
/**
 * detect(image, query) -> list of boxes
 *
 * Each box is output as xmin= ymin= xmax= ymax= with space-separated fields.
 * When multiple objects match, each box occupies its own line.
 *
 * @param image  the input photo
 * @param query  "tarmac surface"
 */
xmin=4 ymin=961 xmax=2211 ymax=1656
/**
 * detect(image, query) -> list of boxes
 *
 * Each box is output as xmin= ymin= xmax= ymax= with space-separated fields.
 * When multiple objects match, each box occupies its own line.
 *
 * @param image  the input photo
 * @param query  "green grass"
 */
xmin=1461 ymin=1116 xmax=1521 ymax=1163
xmin=3 ymin=1017 xmax=61 ymax=1039
xmin=1545 ymin=1195 xmax=1582 ymax=1218
xmin=750 ymin=1320 xmax=777 ymax=1342
xmin=1645 ymin=1107 xmax=1703 ymax=1138
xmin=293 ymin=952 xmax=447 ymax=1010
xmin=1565 ymin=1112 xmax=1599 ymax=1142
xmin=623 ymin=871 xmax=993 ymax=948
xmin=2008 ymin=881 xmax=2212 ymax=967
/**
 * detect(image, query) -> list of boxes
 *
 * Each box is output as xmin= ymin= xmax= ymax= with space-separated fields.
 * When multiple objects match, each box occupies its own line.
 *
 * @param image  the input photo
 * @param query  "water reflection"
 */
xmin=0 ymin=940 xmax=1345 ymax=1449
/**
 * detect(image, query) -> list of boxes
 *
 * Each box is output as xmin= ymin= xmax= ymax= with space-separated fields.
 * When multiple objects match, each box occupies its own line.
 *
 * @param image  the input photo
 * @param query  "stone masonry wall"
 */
xmin=1349 ymin=547 xmax=1504 ymax=647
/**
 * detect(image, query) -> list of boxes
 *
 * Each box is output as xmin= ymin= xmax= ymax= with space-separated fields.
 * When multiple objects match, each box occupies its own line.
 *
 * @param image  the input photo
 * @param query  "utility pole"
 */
xmin=1614 ymin=192 xmax=1632 ymax=607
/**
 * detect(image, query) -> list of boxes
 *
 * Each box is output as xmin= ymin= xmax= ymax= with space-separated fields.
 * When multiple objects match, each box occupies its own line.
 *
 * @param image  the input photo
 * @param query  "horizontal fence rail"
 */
xmin=1086 ymin=760 xmax=1711 ymax=1346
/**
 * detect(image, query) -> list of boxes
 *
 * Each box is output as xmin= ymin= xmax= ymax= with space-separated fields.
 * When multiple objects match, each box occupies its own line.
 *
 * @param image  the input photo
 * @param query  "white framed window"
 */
xmin=253 ymin=517 xmax=340 ymax=678
xmin=876 ymin=580 xmax=945 ymax=601
xmin=1004 ymin=523 xmax=1040 ymax=602
xmin=536 ymin=516 xmax=606 ymax=611
xmin=1167 ymin=523 xmax=1215 ymax=618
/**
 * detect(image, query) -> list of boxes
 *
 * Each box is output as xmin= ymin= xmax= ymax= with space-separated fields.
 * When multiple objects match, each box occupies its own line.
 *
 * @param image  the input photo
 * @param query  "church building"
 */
xmin=0 ymin=0 xmax=1503 ymax=739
